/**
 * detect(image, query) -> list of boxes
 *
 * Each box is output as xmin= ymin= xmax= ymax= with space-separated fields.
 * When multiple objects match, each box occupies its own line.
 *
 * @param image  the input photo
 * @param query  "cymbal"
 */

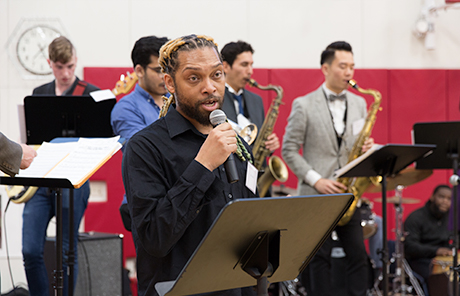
xmin=374 ymin=196 xmax=420 ymax=204
xmin=365 ymin=167 xmax=433 ymax=193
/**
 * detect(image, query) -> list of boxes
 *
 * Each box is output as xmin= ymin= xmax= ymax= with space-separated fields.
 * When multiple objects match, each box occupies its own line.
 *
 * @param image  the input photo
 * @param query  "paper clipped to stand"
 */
xmin=333 ymin=144 xmax=383 ymax=179
xmin=18 ymin=136 xmax=122 ymax=188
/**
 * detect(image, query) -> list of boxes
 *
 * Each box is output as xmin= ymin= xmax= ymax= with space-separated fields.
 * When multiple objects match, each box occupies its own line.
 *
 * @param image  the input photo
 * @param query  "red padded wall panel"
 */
xmin=388 ymin=70 xmax=447 ymax=144
xmin=83 ymin=67 xmax=460 ymax=250
xmin=385 ymin=70 xmax=451 ymax=231
xmin=83 ymin=67 xmax=134 ymax=101
xmin=447 ymin=70 xmax=460 ymax=121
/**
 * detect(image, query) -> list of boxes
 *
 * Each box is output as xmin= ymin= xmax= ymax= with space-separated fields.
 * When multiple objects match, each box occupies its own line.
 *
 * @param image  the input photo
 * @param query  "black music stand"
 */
xmin=21 ymin=95 xmax=116 ymax=296
xmin=0 ymin=176 xmax=73 ymax=296
xmin=24 ymin=95 xmax=115 ymax=145
xmin=335 ymin=144 xmax=435 ymax=296
xmin=414 ymin=121 xmax=460 ymax=296
xmin=155 ymin=194 xmax=355 ymax=296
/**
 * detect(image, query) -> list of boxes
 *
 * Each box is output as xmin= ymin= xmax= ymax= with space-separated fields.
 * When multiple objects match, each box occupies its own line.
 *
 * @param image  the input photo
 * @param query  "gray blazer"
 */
xmin=282 ymin=86 xmax=367 ymax=196
xmin=222 ymin=87 xmax=265 ymax=131
xmin=0 ymin=132 xmax=22 ymax=177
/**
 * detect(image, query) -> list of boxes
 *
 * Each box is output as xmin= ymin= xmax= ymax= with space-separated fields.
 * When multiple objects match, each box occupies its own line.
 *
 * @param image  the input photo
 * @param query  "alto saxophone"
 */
xmin=337 ymin=79 xmax=382 ymax=226
xmin=248 ymin=79 xmax=289 ymax=197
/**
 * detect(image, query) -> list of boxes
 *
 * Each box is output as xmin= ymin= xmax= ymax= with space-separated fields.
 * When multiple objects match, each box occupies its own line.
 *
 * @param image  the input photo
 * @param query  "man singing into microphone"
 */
xmin=122 ymin=34 xmax=258 ymax=296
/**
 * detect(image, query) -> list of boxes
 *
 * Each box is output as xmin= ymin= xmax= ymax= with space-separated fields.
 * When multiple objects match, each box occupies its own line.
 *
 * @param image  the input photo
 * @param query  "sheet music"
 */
xmin=18 ymin=137 xmax=121 ymax=187
xmin=46 ymin=137 xmax=121 ymax=186
xmin=332 ymin=144 xmax=383 ymax=178
xmin=18 ymin=142 xmax=78 ymax=178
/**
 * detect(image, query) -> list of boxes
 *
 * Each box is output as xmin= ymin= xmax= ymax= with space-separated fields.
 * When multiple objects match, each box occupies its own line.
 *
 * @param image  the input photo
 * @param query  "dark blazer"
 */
xmin=0 ymin=132 xmax=22 ymax=176
xmin=222 ymin=87 xmax=265 ymax=131
xmin=33 ymin=77 xmax=99 ymax=95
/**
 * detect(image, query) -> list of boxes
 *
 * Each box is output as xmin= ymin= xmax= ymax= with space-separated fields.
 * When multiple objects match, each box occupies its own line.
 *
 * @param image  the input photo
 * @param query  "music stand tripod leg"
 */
xmin=68 ymin=188 xmax=75 ymax=296
xmin=53 ymin=188 xmax=64 ymax=296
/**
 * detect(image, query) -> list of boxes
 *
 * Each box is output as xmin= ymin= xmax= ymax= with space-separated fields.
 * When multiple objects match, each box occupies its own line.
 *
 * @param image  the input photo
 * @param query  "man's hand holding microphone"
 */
xmin=195 ymin=109 xmax=239 ymax=183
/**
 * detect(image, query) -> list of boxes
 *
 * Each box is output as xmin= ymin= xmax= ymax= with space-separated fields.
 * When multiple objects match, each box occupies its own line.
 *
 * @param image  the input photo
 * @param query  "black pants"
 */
xmin=302 ymin=208 xmax=369 ymax=296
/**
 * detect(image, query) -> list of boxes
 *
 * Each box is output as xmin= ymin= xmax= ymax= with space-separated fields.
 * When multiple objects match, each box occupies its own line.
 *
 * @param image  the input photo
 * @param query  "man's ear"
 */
xmin=321 ymin=63 xmax=329 ymax=77
xmin=134 ymin=64 xmax=144 ymax=79
xmin=164 ymin=74 xmax=175 ymax=94
xmin=222 ymin=61 xmax=231 ymax=74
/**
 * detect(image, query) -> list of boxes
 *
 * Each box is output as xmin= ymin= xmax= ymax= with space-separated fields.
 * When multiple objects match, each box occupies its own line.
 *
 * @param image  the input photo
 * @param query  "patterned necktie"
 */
xmin=329 ymin=93 xmax=347 ymax=102
xmin=233 ymin=93 xmax=245 ymax=116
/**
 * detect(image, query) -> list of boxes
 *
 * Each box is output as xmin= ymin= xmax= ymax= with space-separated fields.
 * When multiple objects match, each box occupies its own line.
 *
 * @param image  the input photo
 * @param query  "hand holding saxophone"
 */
xmin=314 ymin=178 xmax=348 ymax=194
xmin=361 ymin=137 xmax=375 ymax=153
xmin=264 ymin=133 xmax=280 ymax=152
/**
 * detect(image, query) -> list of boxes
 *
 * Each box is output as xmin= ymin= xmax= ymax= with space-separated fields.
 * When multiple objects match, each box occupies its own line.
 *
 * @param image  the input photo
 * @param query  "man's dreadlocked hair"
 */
xmin=158 ymin=34 xmax=221 ymax=118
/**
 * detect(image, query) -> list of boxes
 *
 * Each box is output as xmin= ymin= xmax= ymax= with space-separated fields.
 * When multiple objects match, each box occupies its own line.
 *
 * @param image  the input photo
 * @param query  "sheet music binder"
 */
xmin=334 ymin=144 xmax=436 ymax=179
xmin=155 ymin=193 xmax=354 ymax=296
xmin=413 ymin=121 xmax=460 ymax=169
xmin=24 ymin=95 xmax=116 ymax=145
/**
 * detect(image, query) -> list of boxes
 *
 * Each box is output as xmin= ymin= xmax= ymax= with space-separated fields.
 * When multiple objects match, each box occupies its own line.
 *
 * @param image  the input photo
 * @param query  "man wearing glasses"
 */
xmin=111 ymin=35 xmax=169 ymax=233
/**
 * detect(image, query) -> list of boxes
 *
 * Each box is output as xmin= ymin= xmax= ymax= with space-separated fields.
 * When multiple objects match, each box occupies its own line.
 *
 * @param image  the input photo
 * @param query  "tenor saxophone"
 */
xmin=337 ymin=79 xmax=382 ymax=226
xmin=249 ymin=79 xmax=289 ymax=197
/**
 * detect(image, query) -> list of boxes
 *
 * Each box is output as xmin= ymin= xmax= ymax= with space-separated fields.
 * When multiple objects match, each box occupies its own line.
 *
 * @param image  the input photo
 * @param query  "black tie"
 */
xmin=233 ymin=93 xmax=245 ymax=116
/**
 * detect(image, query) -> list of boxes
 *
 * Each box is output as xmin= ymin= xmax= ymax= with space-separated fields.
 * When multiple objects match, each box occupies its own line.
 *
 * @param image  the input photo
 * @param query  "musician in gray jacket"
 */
xmin=282 ymin=41 xmax=373 ymax=296
xmin=0 ymin=132 xmax=36 ymax=176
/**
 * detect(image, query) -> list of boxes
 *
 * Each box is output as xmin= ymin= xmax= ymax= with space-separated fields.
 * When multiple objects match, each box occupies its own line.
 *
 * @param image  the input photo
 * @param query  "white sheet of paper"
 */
xmin=18 ymin=142 xmax=78 ymax=178
xmin=90 ymin=89 xmax=116 ymax=102
xmin=18 ymin=137 xmax=121 ymax=187
xmin=46 ymin=137 xmax=121 ymax=185
xmin=352 ymin=118 xmax=365 ymax=136
xmin=246 ymin=161 xmax=258 ymax=195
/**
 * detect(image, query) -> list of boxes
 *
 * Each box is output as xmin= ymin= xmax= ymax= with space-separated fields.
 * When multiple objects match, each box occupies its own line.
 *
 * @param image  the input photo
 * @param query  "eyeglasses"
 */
xmin=147 ymin=66 xmax=162 ymax=74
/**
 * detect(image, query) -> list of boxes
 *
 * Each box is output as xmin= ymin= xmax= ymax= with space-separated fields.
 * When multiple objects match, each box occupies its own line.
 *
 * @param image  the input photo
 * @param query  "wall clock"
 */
xmin=6 ymin=18 xmax=66 ymax=79
xmin=16 ymin=25 xmax=61 ymax=75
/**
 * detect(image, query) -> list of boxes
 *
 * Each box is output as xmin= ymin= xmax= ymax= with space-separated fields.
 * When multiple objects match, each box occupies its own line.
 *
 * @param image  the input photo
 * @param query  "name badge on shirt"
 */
xmin=246 ymin=162 xmax=258 ymax=194
xmin=352 ymin=118 xmax=365 ymax=136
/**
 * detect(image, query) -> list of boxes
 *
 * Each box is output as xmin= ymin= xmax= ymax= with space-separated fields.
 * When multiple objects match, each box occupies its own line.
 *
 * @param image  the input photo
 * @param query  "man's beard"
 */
xmin=176 ymin=88 xmax=222 ymax=126
xmin=430 ymin=201 xmax=449 ymax=220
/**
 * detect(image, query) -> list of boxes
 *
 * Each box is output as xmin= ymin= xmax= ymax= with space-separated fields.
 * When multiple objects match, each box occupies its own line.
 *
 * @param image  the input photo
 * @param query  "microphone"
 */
xmin=209 ymin=109 xmax=239 ymax=184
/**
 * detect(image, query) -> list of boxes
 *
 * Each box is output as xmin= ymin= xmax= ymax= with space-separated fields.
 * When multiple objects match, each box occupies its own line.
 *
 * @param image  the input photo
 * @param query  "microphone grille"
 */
xmin=209 ymin=109 xmax=227 ymax=126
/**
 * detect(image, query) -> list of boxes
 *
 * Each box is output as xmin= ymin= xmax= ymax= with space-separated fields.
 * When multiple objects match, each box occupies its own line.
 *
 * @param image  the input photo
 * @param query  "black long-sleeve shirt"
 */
xmin=404 ymin=200 xmax=451 ymax=260
xmin=122 ymin=106 xmax=258 ymax=296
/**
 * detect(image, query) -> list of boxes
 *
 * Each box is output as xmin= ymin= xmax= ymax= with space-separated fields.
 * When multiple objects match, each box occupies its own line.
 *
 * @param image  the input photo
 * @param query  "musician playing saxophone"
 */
xmin=282 ymin=41 xmax=374 ymax=296
xmin=220 ymin=41 xmax=280 ymax=153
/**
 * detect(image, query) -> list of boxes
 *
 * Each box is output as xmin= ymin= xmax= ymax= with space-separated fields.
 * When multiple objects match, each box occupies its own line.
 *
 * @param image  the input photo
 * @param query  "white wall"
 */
xmin=1 ymin=0 xmax=459 ymax=292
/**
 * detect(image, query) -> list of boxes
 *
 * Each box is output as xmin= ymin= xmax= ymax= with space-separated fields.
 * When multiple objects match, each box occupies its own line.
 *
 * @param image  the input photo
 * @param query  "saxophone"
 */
xmin=249 ymin=79 xmax=289 ymax=197
xmin=336 ymin=79 xmax=382 ymax=226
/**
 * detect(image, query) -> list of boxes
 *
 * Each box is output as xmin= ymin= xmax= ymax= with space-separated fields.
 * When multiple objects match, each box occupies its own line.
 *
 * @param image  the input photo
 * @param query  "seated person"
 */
xmin=404 ymin=184 xmax=453 ymax=291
